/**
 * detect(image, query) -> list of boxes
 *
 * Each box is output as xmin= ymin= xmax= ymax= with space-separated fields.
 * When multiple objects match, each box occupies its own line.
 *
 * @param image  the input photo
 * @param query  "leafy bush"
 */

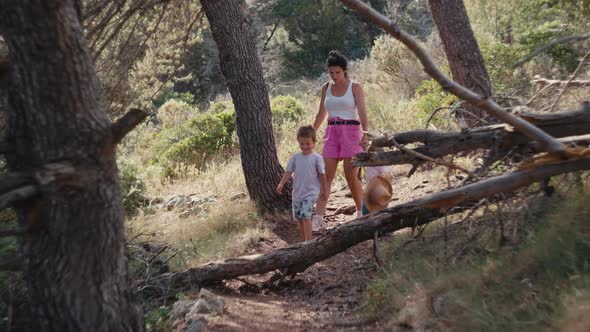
xmin=480 ymin=41 xmax=530 ymax=94
xmin=270 ymin=95 xmax=305 ymax=125
xmin=517 ymin=21 xmax=580 ymax=72
xmin=152 ymin=82 xmax=195 ymax=109
xmin=157 ymin=99 xmax=194 ymax=128
xmin=118 ymin=160 xmax=146 ymax=215
xmin=414 ymin=78 xmax=458 ymax=127
xmin=149 ymin=103 xmax=237 ymax=178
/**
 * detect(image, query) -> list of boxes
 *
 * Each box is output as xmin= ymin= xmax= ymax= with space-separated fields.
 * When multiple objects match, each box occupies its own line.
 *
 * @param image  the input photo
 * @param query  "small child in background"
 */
xmin=277 ymin=126 xmax=328 ymax=241
xmin=360 ymin=134 xmax=392 ymax=215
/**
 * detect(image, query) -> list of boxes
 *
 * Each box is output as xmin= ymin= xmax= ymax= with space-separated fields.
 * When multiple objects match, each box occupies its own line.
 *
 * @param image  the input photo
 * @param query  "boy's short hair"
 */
xmin=297 ymin=125 xmax=316 ymax=142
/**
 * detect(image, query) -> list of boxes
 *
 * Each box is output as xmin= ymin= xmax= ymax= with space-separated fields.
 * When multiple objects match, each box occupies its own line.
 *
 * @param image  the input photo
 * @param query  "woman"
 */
xmin=312 ymin=50 xmax=369 ymax=229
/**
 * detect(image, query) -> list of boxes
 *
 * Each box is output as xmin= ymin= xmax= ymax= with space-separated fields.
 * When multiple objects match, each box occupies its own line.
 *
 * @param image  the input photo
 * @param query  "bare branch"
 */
xmin=548 ymin=50 xmax=590 ymax=112
xmin=338 ymin=0 xmax=565 ymax=155
xmin=390 ymin=136 xmax=478 ymax=179
xmin=0 ymin=185 xmax=37 ymax=210
xmin=532 ymin=77 xmax=590 ymax=87
xmin=111 ymin=108 xmax=149 ymax=143
xmin=513 ymin=34 xmax=590 ymax=68
xmin=0 ymin=172 xmax=33 ymax=195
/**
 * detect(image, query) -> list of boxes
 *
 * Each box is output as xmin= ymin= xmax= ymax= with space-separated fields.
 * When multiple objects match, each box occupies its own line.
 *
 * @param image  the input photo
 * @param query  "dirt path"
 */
xmin=201 ymin=166 xmax=438 ymax=331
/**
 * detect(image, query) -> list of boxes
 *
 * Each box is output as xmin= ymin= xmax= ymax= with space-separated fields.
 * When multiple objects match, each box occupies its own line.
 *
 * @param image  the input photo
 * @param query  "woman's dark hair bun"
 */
xmin=326 ymin=50 xmax=348 ymax=70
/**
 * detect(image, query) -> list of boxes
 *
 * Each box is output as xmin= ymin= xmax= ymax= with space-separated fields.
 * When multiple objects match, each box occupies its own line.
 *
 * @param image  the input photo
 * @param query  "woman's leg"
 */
xmin=315 ymin=157 xmax=339 ymax=216
xmin=343 ymin=158 xmax=363 ymax=211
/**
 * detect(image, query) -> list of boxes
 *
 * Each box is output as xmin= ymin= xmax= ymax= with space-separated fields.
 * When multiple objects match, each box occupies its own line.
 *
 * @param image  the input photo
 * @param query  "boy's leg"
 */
xmin=301 ymin=197 xmax=315 ymax=241
xmin=300 ymin=219 xmax=312 ymax=241
xmin=296 ymin=220 xmax=306 ymax=242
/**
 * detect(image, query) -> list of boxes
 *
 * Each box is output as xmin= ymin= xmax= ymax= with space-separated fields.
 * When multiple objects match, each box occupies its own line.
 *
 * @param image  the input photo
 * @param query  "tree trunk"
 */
xmin=0 ymin=1 xmax=144 ymax=331
xmin=200 ymin=0 xmax=291 ymax=213
xmin=428 ymin=0 xmax=493 ymax=127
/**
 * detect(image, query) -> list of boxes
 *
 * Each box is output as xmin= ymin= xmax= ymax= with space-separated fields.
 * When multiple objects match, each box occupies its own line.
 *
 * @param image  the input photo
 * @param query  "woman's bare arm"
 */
xmin=353 ymin=82 xmax=369 ymax=132
xmin=313 ymin=82 xmax=329 ymax=132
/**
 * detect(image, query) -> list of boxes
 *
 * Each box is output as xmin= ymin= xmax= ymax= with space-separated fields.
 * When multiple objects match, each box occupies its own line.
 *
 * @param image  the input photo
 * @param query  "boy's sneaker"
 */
xmin=312 ymin=215 xmax=327 ymax=232
xmin=356 ymin=210 xmax=363 ymax=218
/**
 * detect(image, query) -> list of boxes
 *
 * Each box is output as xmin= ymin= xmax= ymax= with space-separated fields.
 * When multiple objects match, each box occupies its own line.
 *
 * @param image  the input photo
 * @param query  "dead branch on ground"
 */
xmin=160 ymin=158 xmax=590 ymax=289
xmin=355 ymin=107 xmax=590 ymax=168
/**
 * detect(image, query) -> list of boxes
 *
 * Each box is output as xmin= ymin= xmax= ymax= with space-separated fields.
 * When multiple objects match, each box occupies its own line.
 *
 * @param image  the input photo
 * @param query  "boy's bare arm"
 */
xmin=276 ymin=172 xmax=293 ymax=194
xmin=319 ymin=173 xmax=328 ymax=201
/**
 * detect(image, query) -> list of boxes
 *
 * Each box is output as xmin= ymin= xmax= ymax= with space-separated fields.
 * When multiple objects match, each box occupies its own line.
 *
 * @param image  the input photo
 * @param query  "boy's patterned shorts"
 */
xmin=292 ymin=196 xmax=317 ymax=221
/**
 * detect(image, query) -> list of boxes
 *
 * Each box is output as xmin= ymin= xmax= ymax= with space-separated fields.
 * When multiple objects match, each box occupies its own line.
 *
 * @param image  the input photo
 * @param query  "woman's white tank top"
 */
xmin=324 ymin=80 xmax=357 ymax=120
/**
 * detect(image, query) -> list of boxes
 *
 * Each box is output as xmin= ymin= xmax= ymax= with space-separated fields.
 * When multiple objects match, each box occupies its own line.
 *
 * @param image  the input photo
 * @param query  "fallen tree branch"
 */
xmin=338 ymin=0 xmax=565 ymax=155
xmin=356 ymin=108 xmax=590 ymax=167
xmin=161 ymin=158 xmax=590 ymax=289
xmin=532 ymin=77 xmax=590 ymax=87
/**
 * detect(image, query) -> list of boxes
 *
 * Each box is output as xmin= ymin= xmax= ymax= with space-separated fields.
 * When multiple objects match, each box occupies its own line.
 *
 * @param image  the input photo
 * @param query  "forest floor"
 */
xmin=192 ymin=165 xmax=443 ymax=331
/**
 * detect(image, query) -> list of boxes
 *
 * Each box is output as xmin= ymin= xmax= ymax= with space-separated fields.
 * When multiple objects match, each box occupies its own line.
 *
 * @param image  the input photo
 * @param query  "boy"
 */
xmin=277 ymin=126 xmax=328 ymax=241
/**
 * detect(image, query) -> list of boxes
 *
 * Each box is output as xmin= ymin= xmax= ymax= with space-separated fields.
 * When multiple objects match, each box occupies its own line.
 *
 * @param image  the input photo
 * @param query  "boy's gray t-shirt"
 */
xmin=286 ymin=152 xmax=325 ymax=202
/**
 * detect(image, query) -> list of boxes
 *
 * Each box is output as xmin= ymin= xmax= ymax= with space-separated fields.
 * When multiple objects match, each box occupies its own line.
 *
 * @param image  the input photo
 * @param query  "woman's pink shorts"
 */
xmin=322 ymin=117 xmax=363 ymax=159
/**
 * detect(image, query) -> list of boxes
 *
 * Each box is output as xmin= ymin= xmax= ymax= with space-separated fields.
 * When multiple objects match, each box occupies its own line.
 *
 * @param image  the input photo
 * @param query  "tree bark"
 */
xmin=200 ymin=0 xmax=291 ymax=213
xmin=164 ymin=158 xmax=590 ymax=288
xmin=428 ymin=0 xmax=493 ymax=127
xmin=356 ymin=108 xmax=590 ymax=167
xmin=0 ymin=1 xmax=144 ymax=331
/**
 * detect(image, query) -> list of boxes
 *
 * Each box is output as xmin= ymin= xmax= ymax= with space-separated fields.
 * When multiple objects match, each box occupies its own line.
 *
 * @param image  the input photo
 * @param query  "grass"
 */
xmin=128 ymin=198 xmax=270 ymax=269
xmin=365 ymin=189 xmax=590 ymax=331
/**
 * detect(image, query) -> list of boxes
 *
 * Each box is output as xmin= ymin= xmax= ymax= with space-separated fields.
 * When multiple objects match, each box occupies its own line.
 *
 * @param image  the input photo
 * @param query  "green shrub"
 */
xmin=149 ymin=106 xmax=237 ymax=178
xmin=516 ymin=18 xmax=580 ymax=72
xmin=152 ymin=82 xmax=195 ymax=109
xmin=158 ymin=99 xmax=194 ymax=128
xmin=480 ymin=41 xmax=530 ymax=94
xmin=270 ymin=95 xmax=305 ymax=125
xmin=118 ymin=160 xmax=146 ymax=215
xmin=144 ymin=305 xmax=173 ymax=332
xmin=414 ymin=78 xmax=458 ymax=127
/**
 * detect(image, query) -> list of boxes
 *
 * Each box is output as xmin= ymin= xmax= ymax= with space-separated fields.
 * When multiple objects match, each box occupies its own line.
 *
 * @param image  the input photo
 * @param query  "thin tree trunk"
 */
xmin=428 ymin=0 xmax=493 ymax=127
xmin=0 ymin=1 xmax=144 ymax=331
xmin=200 ymin=0 xmax=291 ymax=213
